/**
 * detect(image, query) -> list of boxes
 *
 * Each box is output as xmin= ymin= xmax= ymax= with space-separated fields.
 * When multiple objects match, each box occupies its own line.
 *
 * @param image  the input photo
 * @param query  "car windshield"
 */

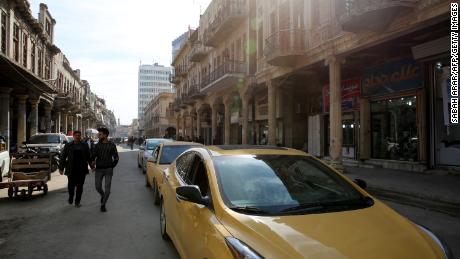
xmin=29 ymin=135 xmax=60 ymax=144
xmin=159 ymin=145 xmax=199 ymax=164
xmin=146 ymin=140 xmax=163 ymax=150
xmin=213 ymin=155 xmax=370 ymax=215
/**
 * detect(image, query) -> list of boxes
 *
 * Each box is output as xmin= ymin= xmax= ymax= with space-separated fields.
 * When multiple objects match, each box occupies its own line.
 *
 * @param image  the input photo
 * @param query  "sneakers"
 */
xmin=100 ymin=205 xmax=107 ymax=212
xmin=68 ymin=197 xmax=74 ymax=205
xmin=75 ymin=203 xmax=82 ymax=208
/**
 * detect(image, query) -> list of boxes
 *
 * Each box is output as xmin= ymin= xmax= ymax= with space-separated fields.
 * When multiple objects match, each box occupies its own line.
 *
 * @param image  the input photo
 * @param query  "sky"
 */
xmin=30 ymin=0 xmax=211 ymax=125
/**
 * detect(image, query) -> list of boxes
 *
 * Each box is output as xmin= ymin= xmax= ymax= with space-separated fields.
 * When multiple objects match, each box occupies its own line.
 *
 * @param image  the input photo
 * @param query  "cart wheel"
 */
xmin=28 ymin=186 xmax=34 ymax=196
xmin=43 ymin=184 xmax=48 ymax=195
xmin=21 ymin=189 xmax=26 ymax=196
xmin=37 ymin=186 xmax=42 ymax=191
xmin=8 ymin=187 xmax=13 ymax=198
xmin=14 ymin=186 xmax=19 ymax=196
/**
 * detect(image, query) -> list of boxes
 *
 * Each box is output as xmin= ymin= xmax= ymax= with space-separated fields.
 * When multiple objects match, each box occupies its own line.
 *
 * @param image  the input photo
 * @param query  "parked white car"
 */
xmin=0 ymin=136 xmax=10 ymax=178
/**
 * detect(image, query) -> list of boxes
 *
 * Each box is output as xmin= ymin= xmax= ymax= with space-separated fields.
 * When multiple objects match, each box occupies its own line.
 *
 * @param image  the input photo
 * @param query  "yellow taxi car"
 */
xmin=145 ymin=141 xmax=202 ymax=205
xmin=159 ymin=145 xmax=452 ymax=259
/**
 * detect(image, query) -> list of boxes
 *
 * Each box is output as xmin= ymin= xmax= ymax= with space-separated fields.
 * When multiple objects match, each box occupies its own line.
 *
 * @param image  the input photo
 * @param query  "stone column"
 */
xmin=44 ymin=105 xmax=52 ymax=133
xmin=182 ymin=114 xmax=187 ymax=137
xmin=328 ymin=56 xmax=343 ymax=163
xmin=29 ymin=98 xmax=40 ymax=136
xmin=56 ymin=111 xmax=61 ymax=133
xmin=241 ymin=96 xmax=249 ymax=145
xmin=268 ymin=80 xmax=277 ymax=145
xmin=224 ymin=99 xmax=231 ymax=145
xmin=196 ymin=110 xmax=201 ymax=138
xmin=62 ymin=113 xmax=68 ymax=134
xmin=16 ymin=95 xmax=28 ymax=146
xmin=211 ymin=105 xmax=217 ymax=144
xmin=190 ymin=113 xmax=195 ymax=139
xmin=176 ymin=116 xmax=181 ymax=137
xmin=75 ymin=116 xmax=80 ymax=131
xmin=0 ymin=88 xmax=13 ymax=150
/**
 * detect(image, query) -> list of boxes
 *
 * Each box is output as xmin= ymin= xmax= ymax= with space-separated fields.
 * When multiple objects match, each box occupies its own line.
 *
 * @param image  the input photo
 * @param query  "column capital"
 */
xmin=16 ymin=95 xmax=28 ymax=103
xmin=44 ymin=105 xmax=53 ymax=112
xmin=29 ymin=98 xmax=40 ymax=106
xmin=0 ymin=88 xmax=13 ymax=96
xmin=324 ymin=55 xmax=346 ymax=66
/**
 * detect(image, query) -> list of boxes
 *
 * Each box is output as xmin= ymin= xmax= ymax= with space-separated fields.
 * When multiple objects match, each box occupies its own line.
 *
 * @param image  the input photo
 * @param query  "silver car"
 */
xmin=137 ymin=138 xmax=171 ymax=174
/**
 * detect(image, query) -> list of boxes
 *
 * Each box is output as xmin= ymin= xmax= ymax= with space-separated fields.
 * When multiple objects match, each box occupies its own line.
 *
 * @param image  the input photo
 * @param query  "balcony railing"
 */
xmin=189 ymin=42 xmax=210 ymax=62
xmin=340 ymin=0 xmax=419 ymax=32
xmin=264 ymin=29 xmax=308 ymax=67
xmin=203 ymin=0 xmax=247 ymax=47
xmin=201 ymin=60 xmax=247 ymax=92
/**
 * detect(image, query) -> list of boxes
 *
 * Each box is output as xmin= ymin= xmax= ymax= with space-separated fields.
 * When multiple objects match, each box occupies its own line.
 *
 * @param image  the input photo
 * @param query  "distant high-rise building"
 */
xmin=138 ymin=63 xmax=172 ymax=126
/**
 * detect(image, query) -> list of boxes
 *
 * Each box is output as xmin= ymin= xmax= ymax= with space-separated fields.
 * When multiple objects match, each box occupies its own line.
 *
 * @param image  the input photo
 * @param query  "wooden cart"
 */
xmin=0 ymin=153 xmax=51 ymax=198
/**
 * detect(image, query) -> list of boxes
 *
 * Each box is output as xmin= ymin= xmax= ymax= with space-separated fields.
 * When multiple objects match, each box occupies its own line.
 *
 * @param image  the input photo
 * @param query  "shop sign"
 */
xmin=323 ymin=78 xmax=361 ymax=113
xmin=362 ymin=58 xmax=422 ymax=97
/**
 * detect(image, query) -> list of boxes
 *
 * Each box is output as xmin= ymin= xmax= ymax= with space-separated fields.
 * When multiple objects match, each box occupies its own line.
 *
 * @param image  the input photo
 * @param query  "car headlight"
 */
xmin=416 ymin=224 xmax=453 ymax=259
xmin=225 ymin=237 xmax=263 ymax=259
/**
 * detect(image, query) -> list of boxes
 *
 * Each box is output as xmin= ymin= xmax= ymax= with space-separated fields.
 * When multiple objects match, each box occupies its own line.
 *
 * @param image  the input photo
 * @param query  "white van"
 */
xmin=0 ymin=136 xmax=10 ymax=178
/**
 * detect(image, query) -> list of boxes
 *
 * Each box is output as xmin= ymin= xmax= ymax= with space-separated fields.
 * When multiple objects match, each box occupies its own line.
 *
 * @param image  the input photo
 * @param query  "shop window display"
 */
xmin=371 ymin=96 xmax=418 ymax=161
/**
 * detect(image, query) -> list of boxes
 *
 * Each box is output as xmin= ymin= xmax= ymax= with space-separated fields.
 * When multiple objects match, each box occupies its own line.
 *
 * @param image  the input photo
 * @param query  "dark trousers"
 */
xmin=67 ymin=174 xmax=86 ymax=204
xmin=95 ymin=168 xmax=113 ymax=205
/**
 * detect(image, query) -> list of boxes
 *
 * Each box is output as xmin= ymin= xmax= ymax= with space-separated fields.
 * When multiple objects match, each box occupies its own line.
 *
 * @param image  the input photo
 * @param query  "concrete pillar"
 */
xmin=75 ymin=116 xmax=80 ymax=131
xmin=62 ymin=113 xmax=68 ymax=134
xmin=328 ymin=56 xmax=343 ymax=163
xmin=268 ymin=81 xmax=277 ymax=145
xmin=56 ymin=111 xmax=61 ymax=133
xmin=241 ymin=96 xmax=249 ymax=145
xmin=44 ymin=105 xmax=52 ymax=133
xmin=29 ymin=98 xmax=40 ymax=136
xmin=0 ymin=88 xmax=13 ymax=150
xmin=190 ymin=113 xmax=195 ymax=139
xmin=224 ymin=99 xmax=231 ymax=145
xmin=196 ymin=111 xmax=201 ymax=138
xmin=16 ymin=95 xmax=28 ymax=146
xmin=182 ymin=114 xmax=187 ymax=137
xmin=211 ymin=105 xmax=217 ymax=144
xmin=359 ymin=98 xmax=370 ymax=160
xmin=176 ymin=116 xmax=181 ymax=137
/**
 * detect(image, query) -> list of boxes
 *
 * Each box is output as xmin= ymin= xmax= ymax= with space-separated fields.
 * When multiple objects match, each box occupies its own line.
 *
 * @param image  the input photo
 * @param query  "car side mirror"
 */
xmin=353 ymin=178 xmax=367 ymax=189
xmin=176 ymin=185 xmax=210 ymax=206
xmin=147 ymin=157 xmax=157 ymax=163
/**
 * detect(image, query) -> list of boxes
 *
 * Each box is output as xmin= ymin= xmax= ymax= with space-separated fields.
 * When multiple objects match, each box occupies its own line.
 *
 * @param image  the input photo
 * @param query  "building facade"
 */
xmin=0 ymin=1 xmax=115 ymax=151
xmin=171 ymin=0 xmax=455 ymax=171
xmin=137 ymin=63 xmax=173 ymax=127
xmin=144 ymin=92 xmax=176 ymax=138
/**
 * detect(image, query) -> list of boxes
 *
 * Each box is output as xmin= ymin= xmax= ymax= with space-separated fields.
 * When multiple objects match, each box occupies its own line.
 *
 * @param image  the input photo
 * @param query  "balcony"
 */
xmin=264 ymin=29 xmax=308 ymax=67
xmin=189 ymin=43 xmax=210 ymax=62
xmin=340 ymin=0 xmax=419 ymax=33
xmin=203 ymin=0 xmax=247 ymax=47
xmin=188 ymin=84 xmax=206 ymax=100
xmin=201 ymin=60 xmax=247 ymax=93
xmin=169 ymin=74 xmax=181 ymax=84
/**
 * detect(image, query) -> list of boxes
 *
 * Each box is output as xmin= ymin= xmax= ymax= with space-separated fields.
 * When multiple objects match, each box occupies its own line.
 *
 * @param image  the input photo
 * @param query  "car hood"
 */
xmin=25 ymin=144 xmax=61 ymax=148
xmin=219 ymin=201 xmax=444 ymax=259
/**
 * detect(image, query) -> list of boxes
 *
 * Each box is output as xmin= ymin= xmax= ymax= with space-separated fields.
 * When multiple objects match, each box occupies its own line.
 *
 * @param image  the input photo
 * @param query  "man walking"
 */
xmin=59 ymin=131 xmax=92 ymax=208
xmin=91 ymin=127 xmax=119 ymax=212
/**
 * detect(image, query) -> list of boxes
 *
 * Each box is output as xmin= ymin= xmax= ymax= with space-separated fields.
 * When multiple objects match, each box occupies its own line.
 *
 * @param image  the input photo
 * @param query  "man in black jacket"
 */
xmin=59 ymin=131 xmax=92 ymax=208
xmin=91 ymin=127 xmax=119 ymax=212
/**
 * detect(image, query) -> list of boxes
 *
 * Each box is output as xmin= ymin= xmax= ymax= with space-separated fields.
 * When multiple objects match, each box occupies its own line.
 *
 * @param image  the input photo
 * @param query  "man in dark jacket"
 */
xmin=91 ymin=127 xmax=119 ymax=212
xmin=59 ymin=131 xmax=92 ymax=208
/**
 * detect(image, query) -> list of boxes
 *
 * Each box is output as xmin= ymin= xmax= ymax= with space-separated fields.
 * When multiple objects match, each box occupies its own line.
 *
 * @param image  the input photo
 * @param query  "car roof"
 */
xmin=162 ymin=141 xmax=203 ymax=146
xmin=206 ymin=145 xmax=309 ymax=157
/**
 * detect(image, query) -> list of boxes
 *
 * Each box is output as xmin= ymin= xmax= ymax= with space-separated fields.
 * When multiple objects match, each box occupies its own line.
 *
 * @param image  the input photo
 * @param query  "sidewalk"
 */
xmin=343 ymin=167 xmax=460 ymax=216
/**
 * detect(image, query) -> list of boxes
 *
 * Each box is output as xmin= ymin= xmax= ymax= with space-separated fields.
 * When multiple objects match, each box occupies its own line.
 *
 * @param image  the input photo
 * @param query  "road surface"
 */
xmin=0 ymin=145 xmax=458 ymax=258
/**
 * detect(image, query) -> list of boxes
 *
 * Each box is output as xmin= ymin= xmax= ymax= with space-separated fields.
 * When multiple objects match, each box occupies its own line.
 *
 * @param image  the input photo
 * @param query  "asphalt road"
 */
xmin=0 ymin=145 xmax=458 ymax=258
xmin=0 ymin=146 xmax=179 ymax=259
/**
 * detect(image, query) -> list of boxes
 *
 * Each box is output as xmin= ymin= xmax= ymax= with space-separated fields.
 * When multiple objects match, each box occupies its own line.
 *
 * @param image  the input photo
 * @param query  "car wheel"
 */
xmin=153 ymin=180 xmax=160 ymax=205
xmin=137 ymin=156 xmax=141 ymax=168
xmin=160 ymin=199 xmax=169 ymax=240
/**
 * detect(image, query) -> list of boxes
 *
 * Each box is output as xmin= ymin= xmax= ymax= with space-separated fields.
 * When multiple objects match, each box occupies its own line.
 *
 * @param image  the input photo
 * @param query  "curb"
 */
xmin=367 ymin=186 xmax=460 ymax=217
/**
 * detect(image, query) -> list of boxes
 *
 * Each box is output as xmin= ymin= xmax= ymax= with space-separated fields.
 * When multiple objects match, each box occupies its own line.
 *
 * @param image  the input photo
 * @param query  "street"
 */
xmin=0 ymin=145 xmax=458 ymax=258
xmin=0 ymin=146 xmax=179 ymax=259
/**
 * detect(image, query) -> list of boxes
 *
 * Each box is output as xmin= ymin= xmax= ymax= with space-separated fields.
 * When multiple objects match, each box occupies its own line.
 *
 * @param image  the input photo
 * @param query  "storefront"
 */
xmin=361 ymin=57 xmax=424 ymax=164
xmin=323 ymin=78 xmax=361 ymax=159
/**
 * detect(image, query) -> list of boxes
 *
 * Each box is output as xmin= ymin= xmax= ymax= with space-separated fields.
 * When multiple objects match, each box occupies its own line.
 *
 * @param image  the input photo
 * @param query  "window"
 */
xmin=22 ymin=32 xmax=28 ymax=67
xmin=1 ymin=11 xmax=7 ymax=54
xmin=31 ymin=43 xmax=36 ymax=73
xmin=371 ymin=96 xmax=418 ymax=161
xmin=45 ymin=19 xmax=51 ymax=36
xmin=175 ymin=152 xmax=195 ymax=183
xmin=13 ymin=23 xmax=19 ymax=62
xmin=37 ymin=48 xmax=43 ymax=77
xmin=45 ymin=55 xmax=51 ymax=79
